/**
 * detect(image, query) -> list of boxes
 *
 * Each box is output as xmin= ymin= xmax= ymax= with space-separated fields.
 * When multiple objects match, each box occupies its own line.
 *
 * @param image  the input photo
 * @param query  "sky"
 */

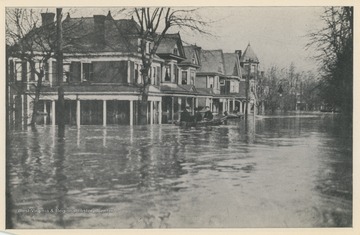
xmin=9 ymin=7 xmax=326 ymax=73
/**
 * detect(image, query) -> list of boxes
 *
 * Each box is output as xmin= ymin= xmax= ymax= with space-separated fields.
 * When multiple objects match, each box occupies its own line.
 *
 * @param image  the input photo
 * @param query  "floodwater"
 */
xmin=7 ymin=113 xmax=352 ymax=228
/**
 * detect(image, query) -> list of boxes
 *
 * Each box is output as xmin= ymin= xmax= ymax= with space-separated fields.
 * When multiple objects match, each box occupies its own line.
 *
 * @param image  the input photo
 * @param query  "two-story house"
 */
xmin=9 ymin=12 xmax=168 ymax=127
xmin=221 ymin=52 xmax=246 ymax=113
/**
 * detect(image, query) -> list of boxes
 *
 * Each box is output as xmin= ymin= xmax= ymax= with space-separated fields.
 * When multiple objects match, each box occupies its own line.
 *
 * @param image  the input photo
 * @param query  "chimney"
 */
xmin=235 ymin=50 xmax=242 ymax=59
xmin=94 ymin=15 xmax=106 ymax=44
xmin=41 ymin=13 xmax=55 ymax=26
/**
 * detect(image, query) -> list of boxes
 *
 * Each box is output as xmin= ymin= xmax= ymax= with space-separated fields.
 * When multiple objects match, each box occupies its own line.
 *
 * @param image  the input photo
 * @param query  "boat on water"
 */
xmin=175 ymin=117 xmax=227 ymax=127
xmin=225 ymin=113 xmax=244 ymax=119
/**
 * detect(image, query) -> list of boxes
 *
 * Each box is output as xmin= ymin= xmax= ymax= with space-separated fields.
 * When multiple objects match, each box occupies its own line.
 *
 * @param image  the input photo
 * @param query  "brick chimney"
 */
xmin=41 ymin=13 xmax=55 ymax=26
xmin=94 ymin=15 xmax=106 ymax=44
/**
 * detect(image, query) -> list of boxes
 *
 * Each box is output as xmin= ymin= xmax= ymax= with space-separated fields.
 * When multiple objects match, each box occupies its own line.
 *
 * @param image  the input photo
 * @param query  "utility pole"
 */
xmin=56 ymin=8 xmax=65 ymax=138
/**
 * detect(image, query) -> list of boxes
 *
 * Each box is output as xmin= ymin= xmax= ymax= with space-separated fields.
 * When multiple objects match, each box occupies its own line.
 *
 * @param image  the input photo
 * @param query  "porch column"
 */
xmin=76 ymin=99 xmax=80 ymax=128
xmin=103 ymin=100 xmax=107 ymax=126
xmin=233 ymin=99 xmax=235 ymax=112
xmin=178 ymin=97 xmax=182 ymax=121
xmin=129 ymin=100 xmax=133 ymax=126
xmin=150 ymin=101 xmax=154 ymax=125
xmin=192 ymin=98 xmax=195 ymax=115
xmin=21 ymin=95 xmax=24 ymax=126
xmin=158 ymin=101 xmax=162 ymax=124
xmin=44 ymin=101 xmax=47 ymax=125
xmin=171 ymin=97 xmax=174 ymax=123
xmin=240 ymin=101 xmax=243 ymax=113
xmin=227 ymin=99 xmax=230 ymax=112
xmin=26 ymin=94 xmax=31 ymax=126
xmin=49 ymin=59 xmax=53 ymax=87
xmin=51 ymin=100 xmax=56 ymax=125
xmin=195 ymin=98 xmax=199 ymax=108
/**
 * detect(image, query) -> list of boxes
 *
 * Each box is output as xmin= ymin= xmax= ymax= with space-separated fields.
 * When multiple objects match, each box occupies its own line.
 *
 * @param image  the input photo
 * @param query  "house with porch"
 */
xmin=8 ymin=12 xmax=165 ymax=128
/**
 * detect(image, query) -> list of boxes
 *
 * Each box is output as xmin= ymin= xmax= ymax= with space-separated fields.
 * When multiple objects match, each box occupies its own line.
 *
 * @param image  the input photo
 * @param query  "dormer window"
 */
xmin=173 ymin=48 xmax=178 ymax=55
xmin=218 ymin=66 xmax=222 ymax=73
xmin=192 ymin=57 xmax=195 ymax=63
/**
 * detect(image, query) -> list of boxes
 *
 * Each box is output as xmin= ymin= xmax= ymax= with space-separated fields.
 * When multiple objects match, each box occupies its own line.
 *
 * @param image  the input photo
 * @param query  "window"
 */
xmin=190 ymin=71 xmax=195 ymax=85
xmin=63 ymin=64 xmax=70 ymax=82
xmin=146 ymin=42 xmax=151 ymax=54
xmin=138 ymin=38 xmax=141 ymax=52
xmin=251 ymin=65 xmax=256 ymax=73
xmin=182 ymin=71 xmax=187 ymax=84
xmin=209 ymin=76 xmax=214 ymax=88
xmin=220 ymin=80 xmax=225 ymax=85
xmin=82 ymin=63 xmax=92 ymax=81
xmin=15 ymin=62 xmax=22 ymax=81
xmin=134 ymin=64 xmax=141 ymax=84
xmin=165 ymin=65 xmax=171 ymax=82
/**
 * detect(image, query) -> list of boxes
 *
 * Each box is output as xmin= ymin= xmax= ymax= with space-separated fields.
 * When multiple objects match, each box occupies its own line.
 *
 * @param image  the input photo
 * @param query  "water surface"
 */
xmin=7 ymin=113 xmax=352 ymax=228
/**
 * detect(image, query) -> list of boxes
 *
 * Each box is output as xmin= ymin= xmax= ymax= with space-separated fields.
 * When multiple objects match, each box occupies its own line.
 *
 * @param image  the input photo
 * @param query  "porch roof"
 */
xmin=30 ymin=84 xmax=141 ymax=94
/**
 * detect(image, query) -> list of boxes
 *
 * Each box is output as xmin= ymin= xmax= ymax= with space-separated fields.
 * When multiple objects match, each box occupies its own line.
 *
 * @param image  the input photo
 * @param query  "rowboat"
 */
xmin=224 ymin=112 xmax=244 ymax=119
xmin=175 ymin=117 xmax=226 ymax=127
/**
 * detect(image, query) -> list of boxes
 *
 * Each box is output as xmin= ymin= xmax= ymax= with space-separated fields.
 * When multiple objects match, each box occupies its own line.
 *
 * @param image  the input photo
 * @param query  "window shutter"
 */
xmin=156 ymin=66 xmax=161 ymax=85
xmin=70 ymin=61 xmax=81 ymax=82
xmin=129 ymin=61 xmax=135 ymax=84
xmin=9 ymin=60 xmax=14 ymax=82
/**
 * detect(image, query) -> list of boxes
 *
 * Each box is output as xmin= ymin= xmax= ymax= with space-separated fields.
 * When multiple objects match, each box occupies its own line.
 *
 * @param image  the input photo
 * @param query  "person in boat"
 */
xmin=180 ymin=106 xmax=192 ymax=122
xmin=203 ymin=106 xmax=213 ymax=120
xmin=194 ymin=107 xmax=203 ymax=122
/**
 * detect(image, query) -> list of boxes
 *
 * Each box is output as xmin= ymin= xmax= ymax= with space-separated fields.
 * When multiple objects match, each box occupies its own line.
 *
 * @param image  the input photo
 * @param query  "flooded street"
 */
xmin=7 ymin=113 xmax=352 ymax=228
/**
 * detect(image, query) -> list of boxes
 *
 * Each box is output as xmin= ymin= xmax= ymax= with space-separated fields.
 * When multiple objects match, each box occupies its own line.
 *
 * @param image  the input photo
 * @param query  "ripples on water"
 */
xmin=7 ymin=113 xmax=352 ymax=228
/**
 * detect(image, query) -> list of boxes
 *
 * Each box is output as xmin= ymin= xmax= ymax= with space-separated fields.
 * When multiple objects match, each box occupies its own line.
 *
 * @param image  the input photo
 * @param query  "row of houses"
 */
xmin=7 ymin=12 xmax=261 ymax=127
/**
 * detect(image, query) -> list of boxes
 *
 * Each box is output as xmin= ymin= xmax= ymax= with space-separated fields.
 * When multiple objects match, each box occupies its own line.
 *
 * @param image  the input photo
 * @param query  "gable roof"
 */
xmin=240 ymin=43 xmax=259 ymax=63
xmin=15 ymin=13 xmax=143 ymax=54
xmin=198 ymin=50 xmax=225 ymax=74
xmin=223 ymin=53 xmax=241 ymax=77
xmin=179 ymin=45 xmax=201 ymax=67
xmin=156 ymin=33 xmax=186 ymax=59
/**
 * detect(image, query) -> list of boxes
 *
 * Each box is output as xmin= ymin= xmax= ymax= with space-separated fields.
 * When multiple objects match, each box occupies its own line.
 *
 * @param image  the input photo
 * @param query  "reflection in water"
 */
xmin=7 ymin=113 xmax=352 ymax=228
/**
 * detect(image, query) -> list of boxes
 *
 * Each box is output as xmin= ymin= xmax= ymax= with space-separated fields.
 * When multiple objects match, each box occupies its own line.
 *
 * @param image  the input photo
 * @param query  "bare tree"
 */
xmin=128 ymin=7 xmax=210 ymax=124
xmin=307 ymin=6 xmax=353 ymax=116
xmin=6 ymin=8 xmax=56 ymax=127
xmin=7 ymin=8 xmax=82 ymax=128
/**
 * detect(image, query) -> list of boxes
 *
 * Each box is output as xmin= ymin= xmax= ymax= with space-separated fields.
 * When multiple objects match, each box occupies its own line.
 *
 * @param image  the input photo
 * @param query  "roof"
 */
xmin=160 ymin=84 xmax=196 ymax=95
xmin=16 ymin=13 xmax=142 ymax=54
xmin=179 ymin=45 xmax=201 ymax=67
xmin=30 ymin=84 xmax=141 ymax=93
xmin=156 ymin=33 xmax=186 ymax=59
xmin=196 ymin=88 xmax=215 ymax=96
xmin=223 ymin=53 xmax=241 ymax=77
xmin=240 ymin=43 xmax=259 ymax=63
xmin=198 ymin=50 xmax=225 ymax=74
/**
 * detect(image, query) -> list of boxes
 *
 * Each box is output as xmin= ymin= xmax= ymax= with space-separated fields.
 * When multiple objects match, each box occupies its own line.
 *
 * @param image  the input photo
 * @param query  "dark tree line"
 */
xmin=307 ymin=6 xmax=353 ymax=118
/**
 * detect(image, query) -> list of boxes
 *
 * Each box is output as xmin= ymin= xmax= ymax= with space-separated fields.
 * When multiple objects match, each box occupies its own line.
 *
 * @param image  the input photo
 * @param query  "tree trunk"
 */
xmin=138 ymin=82 xmax=149 ymax=125
xmin=56 ymin=8 xmax=65 ymax=138
xmin=30 ymin=74 xmax=43 ymax=126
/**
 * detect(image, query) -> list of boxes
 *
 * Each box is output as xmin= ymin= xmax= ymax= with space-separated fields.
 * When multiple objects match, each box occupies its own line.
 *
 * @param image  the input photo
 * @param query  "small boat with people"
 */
xmin=175 ymin=106 xmax=227 ymax=127
xmin=175 ymin=117 xmax=227 ymax=127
